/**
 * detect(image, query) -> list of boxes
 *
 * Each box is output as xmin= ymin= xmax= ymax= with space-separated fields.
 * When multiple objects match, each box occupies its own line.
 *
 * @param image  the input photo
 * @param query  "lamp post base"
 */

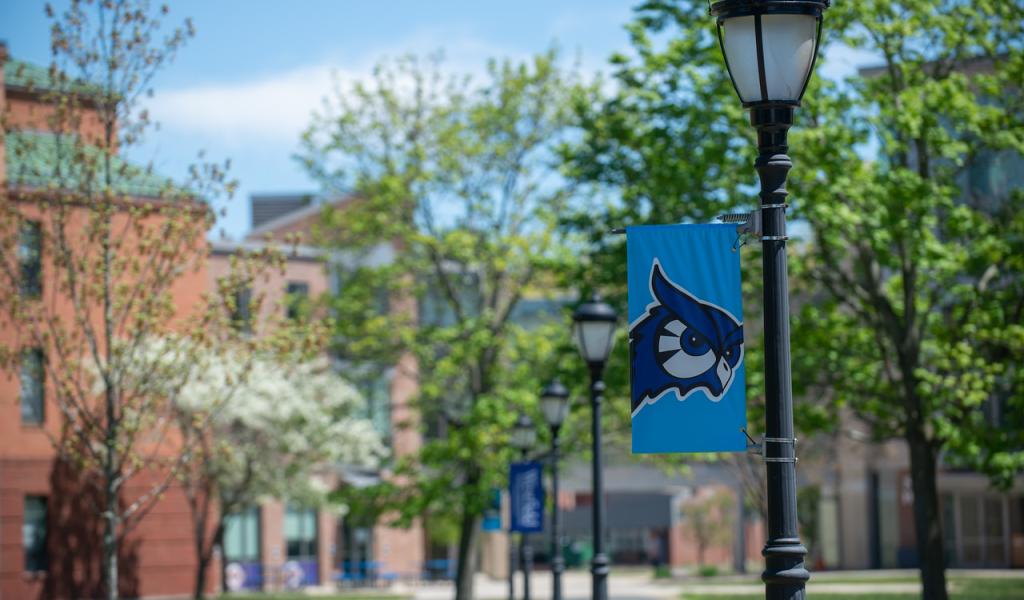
xmin=591 ymin=552 xmax=609 ymax=600
xmin=762 ymin=539 xmax=810 ymax=600
xmin=551 ymin=556 xmax=565 ymax=600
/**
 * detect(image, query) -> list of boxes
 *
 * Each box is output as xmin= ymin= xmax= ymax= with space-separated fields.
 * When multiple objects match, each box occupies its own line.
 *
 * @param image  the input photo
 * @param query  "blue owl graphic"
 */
xmin=629 ymin=260 xmax=744 ymax=415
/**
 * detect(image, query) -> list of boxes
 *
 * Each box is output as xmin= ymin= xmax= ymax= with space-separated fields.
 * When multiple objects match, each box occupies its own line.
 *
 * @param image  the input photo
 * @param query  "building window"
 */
xmin=285 ymin=281 xmax=310 ymax=321
xmin=23 ymin=496 xmax=47 ymax=572
xmin=284 ymin=505 xmax=318 ymax=561
xmin=19 ymin=220 xmax=42 ymax=298
xmin=223 ymin=506 xmax=261 ymax=562
xmin=231 ymin=287 xmax=252 ymax=333
xmin=20 ymin=348 xmax=44 ymax=425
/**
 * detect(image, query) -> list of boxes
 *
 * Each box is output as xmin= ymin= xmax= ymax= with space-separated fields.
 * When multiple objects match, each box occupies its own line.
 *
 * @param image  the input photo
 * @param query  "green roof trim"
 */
xmin=5 ymin=130 xmax=178 ymax=198
xmin=4 ymin=59 xmax=52 ymax=91
xmin=4 ymin=57 xmax=105 ymax=96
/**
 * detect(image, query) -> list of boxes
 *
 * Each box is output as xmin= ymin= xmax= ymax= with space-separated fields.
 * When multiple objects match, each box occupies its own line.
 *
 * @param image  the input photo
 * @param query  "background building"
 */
xmin=0 ymin=48 xmax=217 ymax=600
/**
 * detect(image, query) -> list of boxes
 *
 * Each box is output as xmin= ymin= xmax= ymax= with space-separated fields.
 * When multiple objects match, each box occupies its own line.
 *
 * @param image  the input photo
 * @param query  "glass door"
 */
xmin=957 ymin=495 xmax=1008 ymax=567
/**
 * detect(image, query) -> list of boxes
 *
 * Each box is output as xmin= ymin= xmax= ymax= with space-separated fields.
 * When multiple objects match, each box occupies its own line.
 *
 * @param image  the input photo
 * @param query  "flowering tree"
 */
xmin=164 ymin=341 xmax=383 ymax=599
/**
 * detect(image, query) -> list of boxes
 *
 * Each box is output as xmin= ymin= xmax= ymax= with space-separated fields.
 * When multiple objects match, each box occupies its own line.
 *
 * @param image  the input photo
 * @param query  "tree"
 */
xmin=563 ymin=1 xmax=1024 ymax=598
xmin=788 ymin=2 xmax=1024 ymax=597
xmin=683 ymin=487 xmax=734 ymax=568
xmin=298 ymin=52 xmax=580 ymax=600
xmin=0 ymin=2 xmax=233 ymax=598
xmin=557 ymin=0 xmax=781 ymax=535
xmin=162 ymin=342 xmax=383 ymax=599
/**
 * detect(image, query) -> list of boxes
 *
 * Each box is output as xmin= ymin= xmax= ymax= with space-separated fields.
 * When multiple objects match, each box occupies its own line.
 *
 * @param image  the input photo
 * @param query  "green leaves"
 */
xmin=300 ymin=51 xmax=583 ymax=542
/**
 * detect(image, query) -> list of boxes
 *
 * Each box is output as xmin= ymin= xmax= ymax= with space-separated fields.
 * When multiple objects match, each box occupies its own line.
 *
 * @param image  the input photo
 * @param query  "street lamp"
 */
xmin=511 ymin=413 xmax=537 ymax=600
xmin=709 ymin=2 xmax=829 ymax=599
xmin=540 ymin=379 xmax=570 ymax=600
xmin=572 ymin=295 xmax=617 ymax=600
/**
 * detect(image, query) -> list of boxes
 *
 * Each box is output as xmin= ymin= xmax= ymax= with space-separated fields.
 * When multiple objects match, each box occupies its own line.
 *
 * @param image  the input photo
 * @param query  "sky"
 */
xmin=1 ymin=1 xmax=877 ymax=240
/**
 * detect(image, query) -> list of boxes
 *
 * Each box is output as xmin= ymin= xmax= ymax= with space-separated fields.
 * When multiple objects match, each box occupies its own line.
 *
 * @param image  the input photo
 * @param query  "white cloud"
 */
xmin=145 ymin=30 xmax=527 ymax=145
xmin=147 ymin=63 xmax=342 ymax=142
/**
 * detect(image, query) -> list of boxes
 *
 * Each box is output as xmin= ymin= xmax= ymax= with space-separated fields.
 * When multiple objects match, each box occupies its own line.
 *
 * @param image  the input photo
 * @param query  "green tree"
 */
xmin=298 ymin=52 xmax=580 ymax=600
xmin=789 ymin=2 xmax=1024 ymax=597
xmin=565 ymin=1 xmax=1024 ymax=599
xmin=558 ymin=0 xmax=785 ymax=531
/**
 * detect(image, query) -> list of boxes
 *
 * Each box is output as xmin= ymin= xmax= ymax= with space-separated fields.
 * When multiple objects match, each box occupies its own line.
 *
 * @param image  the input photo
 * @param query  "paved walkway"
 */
xmin=412 ymin=570 xmax=678 ymax=600
xmin=400 ymin=568 xmax=1024 ymax=599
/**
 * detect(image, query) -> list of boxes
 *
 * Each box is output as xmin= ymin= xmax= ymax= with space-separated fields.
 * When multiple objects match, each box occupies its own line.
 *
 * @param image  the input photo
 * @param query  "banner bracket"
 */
xmin=719 ymin=210 xmax=762 ymax=250
xmin=741 ymin=427 xmax=762 ymax=455
xmin=762 ymin=436 xmax=798 ymax=463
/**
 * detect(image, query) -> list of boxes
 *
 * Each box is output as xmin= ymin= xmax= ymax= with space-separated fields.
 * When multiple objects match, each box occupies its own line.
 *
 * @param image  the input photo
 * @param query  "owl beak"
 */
xmin=716 ymin=357 xmax=732 ymax=390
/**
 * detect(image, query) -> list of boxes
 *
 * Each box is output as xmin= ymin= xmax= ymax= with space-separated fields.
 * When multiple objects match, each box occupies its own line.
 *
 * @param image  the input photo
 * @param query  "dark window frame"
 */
xmin=23 ymin=496 xmax=48 ymax=572
xmin=285 ymin=281 xmax=310 ymax=321
xmin=19 ymin=220 xmax=42 ymax=298
xmin=284 ymin=505 xmax=319 ymax=561
xmin=223 ymin=505 xmax=262 ymax=563
xmin=232 ymin=287 xmax=252 ymax=333
xmin=20 ymin=348 xmax=45 ymax=425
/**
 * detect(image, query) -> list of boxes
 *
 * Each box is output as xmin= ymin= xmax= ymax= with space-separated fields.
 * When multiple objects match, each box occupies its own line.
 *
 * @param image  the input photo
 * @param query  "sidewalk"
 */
xmin=412 ymin=570 xmax=678 ymax=600
xmin=404 ymin=568 xmax=1024 ymax=599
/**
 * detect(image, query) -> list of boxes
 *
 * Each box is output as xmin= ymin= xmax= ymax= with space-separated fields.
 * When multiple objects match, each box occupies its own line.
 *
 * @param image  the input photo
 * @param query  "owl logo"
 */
xmin=630 ymin=259 xmax=744 ymax=416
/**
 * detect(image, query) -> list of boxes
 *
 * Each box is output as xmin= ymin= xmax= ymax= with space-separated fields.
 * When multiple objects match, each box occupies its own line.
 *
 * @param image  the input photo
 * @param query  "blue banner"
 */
xmin=628 ymin=224 xmax=747 ymax=454
xmin=509 ymin=462 xmax=544 ymax=533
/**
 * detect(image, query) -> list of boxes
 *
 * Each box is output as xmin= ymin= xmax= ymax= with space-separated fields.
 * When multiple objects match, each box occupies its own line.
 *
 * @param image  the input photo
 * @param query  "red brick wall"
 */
xmin=374 ymin=515 xmax=425 ymax=579
xmin=0 ymin=82 xmax=214 ymax=597
xmin=259 ymin=502 xmax=285 ymax=590
xmin=0 ymin=459 xmax=218 ymax=600
xmin=318 ymin=510 xmax=337 ymax=586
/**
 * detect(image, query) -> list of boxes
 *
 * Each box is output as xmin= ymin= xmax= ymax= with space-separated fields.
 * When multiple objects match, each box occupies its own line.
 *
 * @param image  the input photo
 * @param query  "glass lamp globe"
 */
xmin=511 ymin=413 xmax=537 ymax=451
xmin=540 ymin=379 xmax=571 ymax=429
xmin=710 ymin=0 xmax=829 ymax=106
xmin=572 ymin=295 xmax=618 ymax=366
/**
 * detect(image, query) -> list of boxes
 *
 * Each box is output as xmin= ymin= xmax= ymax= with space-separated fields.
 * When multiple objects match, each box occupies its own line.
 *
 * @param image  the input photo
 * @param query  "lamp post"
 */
xmin=709 ymin=2 xmax=829 ymax=599
xmin=572 ymin=296 xmax=617 ymax=600
xmin=540 ymin=379 xmax=570 ymax=600
xmin=511 ymin=413 xmax=537 ymax=600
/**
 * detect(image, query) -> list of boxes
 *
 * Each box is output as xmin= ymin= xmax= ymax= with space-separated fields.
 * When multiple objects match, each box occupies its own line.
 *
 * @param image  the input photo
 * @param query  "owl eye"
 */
xmin=724 ymin=343 xmax=742 ymax=367
xmin=657 ymin=320 xmax=716 ymax=379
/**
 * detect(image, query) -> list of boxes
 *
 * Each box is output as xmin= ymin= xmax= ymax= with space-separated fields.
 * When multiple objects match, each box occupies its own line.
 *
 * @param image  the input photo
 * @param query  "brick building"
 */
xmin=0 ymin=48 xmax=217 ymax=599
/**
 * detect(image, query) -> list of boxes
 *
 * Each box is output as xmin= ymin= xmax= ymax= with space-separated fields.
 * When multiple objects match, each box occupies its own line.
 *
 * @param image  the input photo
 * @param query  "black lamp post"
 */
xmin=572 ymin=296 xmax=617 ymax=600
xmin=511 ymin=413 xmax=538 ymax=600
xmin=709 ymin=2 xmax=829 ymax=599
xmin=540 ymin=379 xmax=570 ymax=600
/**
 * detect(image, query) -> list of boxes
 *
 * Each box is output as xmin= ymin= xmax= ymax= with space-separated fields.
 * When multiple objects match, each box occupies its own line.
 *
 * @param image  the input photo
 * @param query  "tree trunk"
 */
xmin=103 ymin=505 xmax=118 ymax=600
xmin=194 ymin=520 xmax=224 ymax=600
xmin=194 ymin=547 xmax=209 ymax=600
xmin=734 ymin=487 xmax=747 ymax=574
xmin=103 ymin=424 xmax=119 ymax=600
xmin=906 ymin=431 xmax=948 ymax=600
xmin=454 ymin=509 xmax=480 ymax=600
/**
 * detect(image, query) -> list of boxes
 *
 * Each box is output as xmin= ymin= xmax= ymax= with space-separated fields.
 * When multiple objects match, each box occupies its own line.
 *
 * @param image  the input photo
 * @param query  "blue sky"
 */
xmin=2 ymin=1 xmax=875 ymax=240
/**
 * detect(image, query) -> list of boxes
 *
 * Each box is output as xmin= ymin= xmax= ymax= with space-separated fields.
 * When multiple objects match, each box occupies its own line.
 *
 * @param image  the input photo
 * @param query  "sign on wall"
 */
xmin=628 ymin=224 xmax=747 ymax=454
xmin=509 ymin=461 xmax=545 ymax=533
xmin=482 ymin=487 xmax=503 ymax=532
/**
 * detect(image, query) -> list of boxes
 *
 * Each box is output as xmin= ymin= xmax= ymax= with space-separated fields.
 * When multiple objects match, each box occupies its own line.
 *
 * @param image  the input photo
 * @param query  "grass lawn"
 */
xmin=680 ymin=575 xmax=1024 ymax=599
